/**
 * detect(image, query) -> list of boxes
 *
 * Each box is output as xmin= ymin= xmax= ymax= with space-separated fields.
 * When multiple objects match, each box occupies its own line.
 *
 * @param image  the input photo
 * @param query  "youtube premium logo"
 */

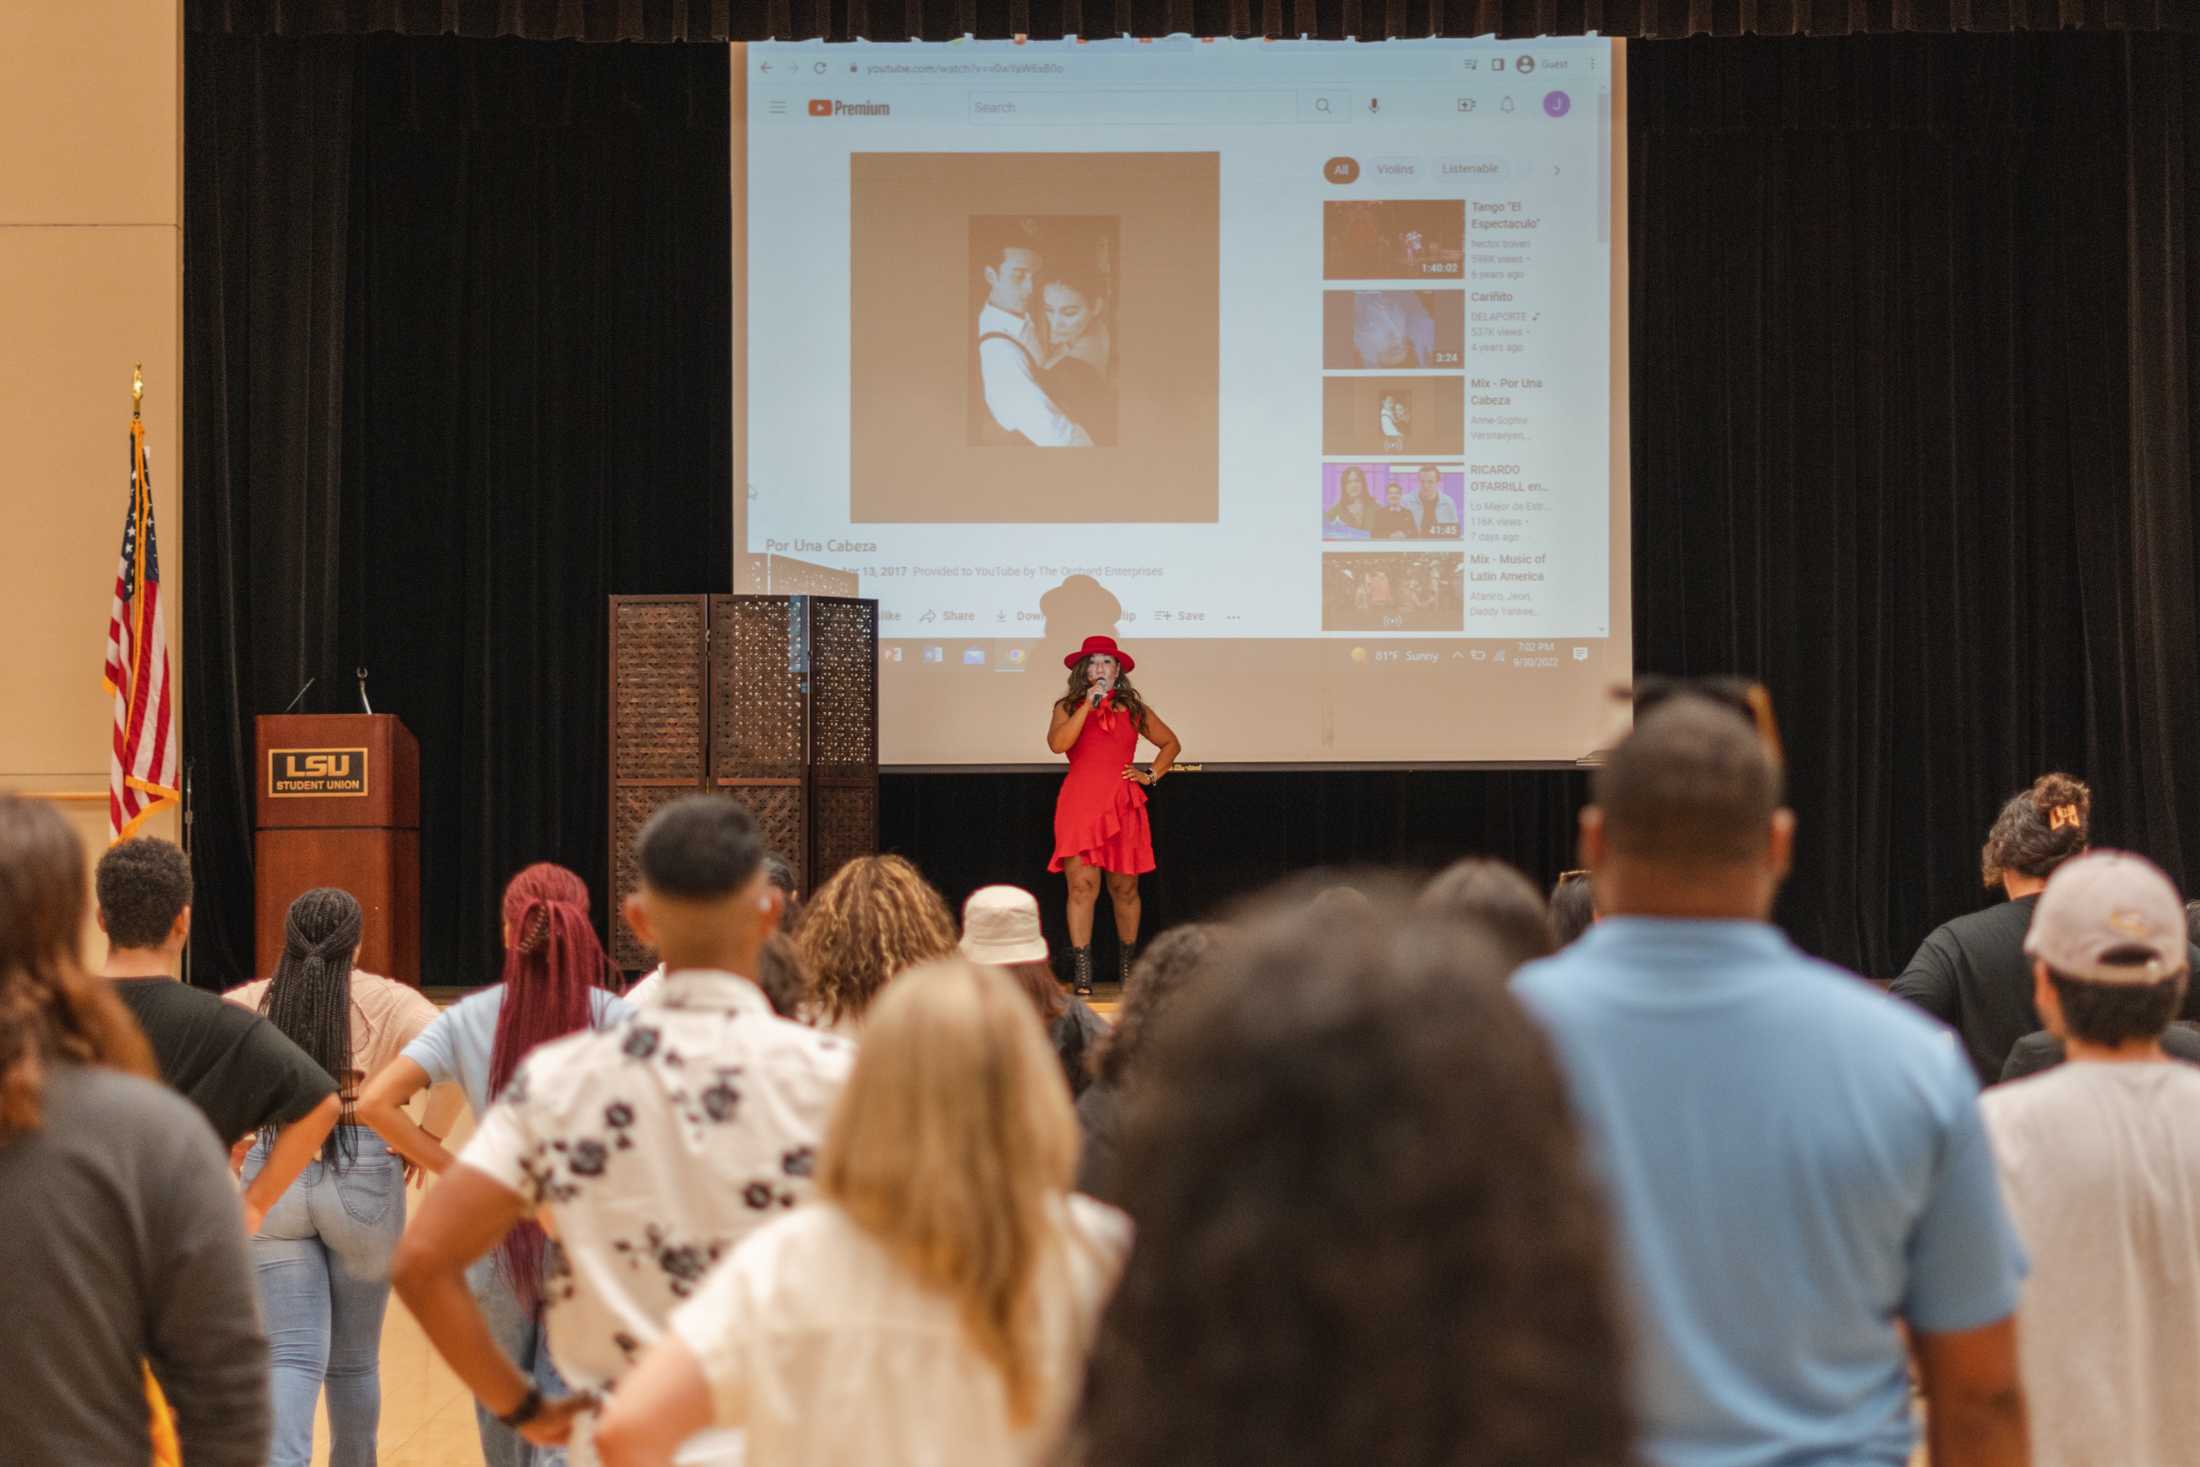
xmin=808 ymin=98 xmax=891 ymax=117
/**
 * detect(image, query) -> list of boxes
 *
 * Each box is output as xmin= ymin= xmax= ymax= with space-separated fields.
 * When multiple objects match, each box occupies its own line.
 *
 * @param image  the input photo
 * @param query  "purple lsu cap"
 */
xmin=2023 ymin=850 xmax=2189 ymax=985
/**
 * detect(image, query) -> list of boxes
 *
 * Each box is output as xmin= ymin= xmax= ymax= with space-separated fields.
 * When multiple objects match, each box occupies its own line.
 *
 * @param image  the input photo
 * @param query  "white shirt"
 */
xmin=977 ymin=303 xmax=1091 ymax=448
xmin=625 ymin=965 xmax=668 ymax=1007
xmin=463 ymin=970 xmax=853 ymax=1462
xmin=670 ymin=1194 xmax=1130 ymax=1467
xmin=1982 ymin=1059 xmax=2200 ymax=1467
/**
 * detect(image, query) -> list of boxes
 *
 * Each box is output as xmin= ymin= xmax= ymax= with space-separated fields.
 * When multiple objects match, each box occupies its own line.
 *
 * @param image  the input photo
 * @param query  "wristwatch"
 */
xmin=497 ymin=1387 xmax=544 ymax=1429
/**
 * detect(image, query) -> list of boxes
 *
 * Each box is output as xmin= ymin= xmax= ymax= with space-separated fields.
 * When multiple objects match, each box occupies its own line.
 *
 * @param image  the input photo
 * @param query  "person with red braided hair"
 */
xmin=356 ymin=862 xmax=630 ymax=1467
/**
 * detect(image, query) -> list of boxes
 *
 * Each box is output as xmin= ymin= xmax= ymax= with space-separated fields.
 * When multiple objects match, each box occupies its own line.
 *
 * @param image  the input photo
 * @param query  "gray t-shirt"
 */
xmin=1984 ymin=1060 xmax=2200 ymax=1467
xmin=0 ymin=1063 xmax=268 ymax=1466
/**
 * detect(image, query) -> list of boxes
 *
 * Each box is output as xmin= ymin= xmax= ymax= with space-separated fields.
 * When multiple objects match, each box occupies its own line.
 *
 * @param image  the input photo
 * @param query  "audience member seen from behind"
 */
xmin=358 ymin=861 xmax=628 ymax=1467
xmin=2002 ymin=895 xmax=2200 ymax=1079
xmin=627 ymin=853 xmax=801 ymax=1007
xmin=393 ymin=797 xmax=850 ymax=1464
xmin=960 ymin=884 xmax=1107 ymax=1098
xmin=1069 ymin=892 xmax=1630 ymax=1467
xmin=1981 ymin=851 xmax=2200 ymax=1467
xmin=796 ymin=853 xmax=958 ymax=1036
xmin=1513 ymin=695 xmax=2029 ymax=1467
xmin=1417 ymin=857 xmax=1557 ymax=972
xmin=1892 ymin=774 xmax=2180 ymax=1086
xmin=1549 ymin=869 xmax=1596 ymax=946
xmin=95 ymin=836 xmax=341 ymax=1232
xmin=224 ymin=887 xmax=459 ymax=1467
xmin=594 ymin=958 xmax=1129 ymax=1467
xmin=0 ymin=796 xmax=270 ymax=1467
xmin=1074 ymin=922 xmax=1224 ymax=1203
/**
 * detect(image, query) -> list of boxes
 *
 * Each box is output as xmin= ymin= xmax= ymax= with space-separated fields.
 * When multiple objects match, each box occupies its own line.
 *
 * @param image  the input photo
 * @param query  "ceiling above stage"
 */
xmin=184 ymin=0 xmax=2200 ymax=44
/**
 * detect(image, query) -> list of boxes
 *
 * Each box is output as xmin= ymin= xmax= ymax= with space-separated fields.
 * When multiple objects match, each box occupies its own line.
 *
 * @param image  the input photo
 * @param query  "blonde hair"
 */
xmin=796 ymin=855 xmax=958 ymax=1027
xmin=818 ymin=958 xmax=1079 ymax=1422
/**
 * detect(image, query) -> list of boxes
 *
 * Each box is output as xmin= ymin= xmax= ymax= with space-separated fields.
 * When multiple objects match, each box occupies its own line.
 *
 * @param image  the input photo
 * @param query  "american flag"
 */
xmin=103 ymin=419 xmax=177 ymax=840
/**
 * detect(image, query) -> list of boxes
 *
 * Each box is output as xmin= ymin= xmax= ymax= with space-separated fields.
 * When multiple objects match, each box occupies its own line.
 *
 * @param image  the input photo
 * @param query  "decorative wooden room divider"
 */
xmin=607 ymin=594 xmax=879 ymax=971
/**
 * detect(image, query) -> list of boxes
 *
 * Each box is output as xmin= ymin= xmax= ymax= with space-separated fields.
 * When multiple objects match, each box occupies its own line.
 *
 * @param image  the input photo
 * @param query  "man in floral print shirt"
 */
xmin=394 ymin=797 xmax=853 ymax=1465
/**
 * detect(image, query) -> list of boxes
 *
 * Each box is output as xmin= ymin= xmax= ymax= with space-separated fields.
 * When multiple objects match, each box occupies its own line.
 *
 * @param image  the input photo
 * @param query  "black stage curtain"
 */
xmin=186 ymin=0 xmax=2200 ymax=42
xmin=186 ymin=29 xmax=2199 ymax=985
xmin=183 ymin=34 xmax=732 ymax=985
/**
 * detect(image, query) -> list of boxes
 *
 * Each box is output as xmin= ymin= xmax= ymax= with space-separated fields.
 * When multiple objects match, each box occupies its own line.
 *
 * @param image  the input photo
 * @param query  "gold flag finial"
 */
xmin=131 ymin=363 xmax=144 ymax=417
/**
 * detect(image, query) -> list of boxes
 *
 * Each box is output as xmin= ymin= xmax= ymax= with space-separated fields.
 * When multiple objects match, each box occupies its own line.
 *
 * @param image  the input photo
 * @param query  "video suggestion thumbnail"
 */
xmin=1322 ymin=464 xmax=1464 ymax=542
xmin=1322 ymin=552 xmax=1465 ymax=632
xmin=1323 ymin=201 xmax=1466 ymax=281
xmin=1322 ymin=377 xmax=1465 ymax=456
xmin=1322 ymin=291 xmax=1465 ymax=370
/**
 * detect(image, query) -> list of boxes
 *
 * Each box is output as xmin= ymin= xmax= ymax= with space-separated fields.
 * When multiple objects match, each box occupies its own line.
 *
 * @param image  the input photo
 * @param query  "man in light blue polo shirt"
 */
xmin=1514 ymin=693 xmax=2030 ymax=1467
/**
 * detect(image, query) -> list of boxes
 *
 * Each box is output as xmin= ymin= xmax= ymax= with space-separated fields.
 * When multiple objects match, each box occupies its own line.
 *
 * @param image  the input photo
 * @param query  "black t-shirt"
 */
xmin=110 ymin=978 xmax=336 ymax=1145
xmin=1891 ymin=895 xmax=2200 ymax=1087
xmin=2001 ymin=1022 xmax=2200 ymax=1082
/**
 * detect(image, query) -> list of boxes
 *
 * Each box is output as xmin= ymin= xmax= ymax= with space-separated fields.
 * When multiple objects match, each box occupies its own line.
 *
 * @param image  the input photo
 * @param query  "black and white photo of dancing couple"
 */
xmin=970 ymin=215 xmax=1118 ymax=448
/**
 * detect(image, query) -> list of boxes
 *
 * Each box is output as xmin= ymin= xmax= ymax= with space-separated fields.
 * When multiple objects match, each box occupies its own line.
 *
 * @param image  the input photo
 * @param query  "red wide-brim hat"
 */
xmin=1064 ymin=634 xmax=1134 ymax=673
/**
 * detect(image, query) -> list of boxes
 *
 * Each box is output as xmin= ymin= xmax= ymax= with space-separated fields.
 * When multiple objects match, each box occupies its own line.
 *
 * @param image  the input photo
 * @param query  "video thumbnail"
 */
xmin=1323 ymin=200 xmax=1466 ymax=281
xmin=1321 ymin=377 xmax=1465 ymax=456
xmin=1322 ymin=463 xmax=1464 ymax=541
xmin=1322 ymin=552 xmax=1466 ymax=632
xmin=1321 ymin=291 xmax=1465 ymax=369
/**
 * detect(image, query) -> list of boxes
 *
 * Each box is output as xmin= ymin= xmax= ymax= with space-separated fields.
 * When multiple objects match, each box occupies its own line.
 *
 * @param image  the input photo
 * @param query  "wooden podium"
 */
xmin=254 ymin=714 xmax=421 ymax=983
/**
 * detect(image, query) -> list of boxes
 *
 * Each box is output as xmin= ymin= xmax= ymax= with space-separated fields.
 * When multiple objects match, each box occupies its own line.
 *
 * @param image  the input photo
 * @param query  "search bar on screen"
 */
xmin=968 ymin=90 xmax=1344 ymax=125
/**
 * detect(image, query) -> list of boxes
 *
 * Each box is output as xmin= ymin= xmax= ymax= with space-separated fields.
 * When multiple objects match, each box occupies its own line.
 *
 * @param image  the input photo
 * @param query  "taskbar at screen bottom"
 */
xmin=875 ymin=636 xmax=1631 ymax=766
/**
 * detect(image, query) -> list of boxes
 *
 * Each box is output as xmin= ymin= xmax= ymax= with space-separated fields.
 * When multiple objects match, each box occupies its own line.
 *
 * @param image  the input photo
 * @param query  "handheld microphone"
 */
xmin=281 ymin=676 xmax=317 ymax=715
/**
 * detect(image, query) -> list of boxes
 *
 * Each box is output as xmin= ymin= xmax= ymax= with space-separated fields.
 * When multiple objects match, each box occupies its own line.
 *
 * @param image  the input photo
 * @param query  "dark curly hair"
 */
xmin=796 ymin=855 xmax=958 ymax=1027
xmin=1064 ymin=892 xmax=1632 ymax=1467
xmin=1056 ymin=655 xmax=1149 ymax=736
xmin=1417 ymin=858 xmax=1555 ymax=973
xmin=1089 ymin=923 xmax=1226 ymax=1087
xmin=93 ymin=836 xmax=192 ymax=950
xmin=1981 ymin=772 xmax=2091 ymax=889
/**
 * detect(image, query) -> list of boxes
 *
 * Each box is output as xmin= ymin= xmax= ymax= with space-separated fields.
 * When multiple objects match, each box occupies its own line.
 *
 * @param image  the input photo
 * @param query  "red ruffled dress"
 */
xmin=1049 ymin=695 xmax=1157 ymax=875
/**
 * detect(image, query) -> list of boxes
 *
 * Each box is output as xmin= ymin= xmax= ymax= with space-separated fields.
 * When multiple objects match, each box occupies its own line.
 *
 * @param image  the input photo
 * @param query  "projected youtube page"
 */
xmin=735 ymin=37 xmax=1630 ymax=765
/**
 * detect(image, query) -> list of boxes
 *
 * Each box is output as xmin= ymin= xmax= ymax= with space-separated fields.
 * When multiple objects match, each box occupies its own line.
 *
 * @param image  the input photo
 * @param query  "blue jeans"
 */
xmin=245 ymin=1126 xmax=405 ymax=1467
xmin=468 ymin=1253 xmax=572 ymax=1467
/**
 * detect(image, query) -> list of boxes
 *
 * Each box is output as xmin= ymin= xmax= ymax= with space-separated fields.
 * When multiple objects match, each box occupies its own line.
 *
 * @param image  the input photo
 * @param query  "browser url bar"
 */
xmin=967 ymin=89 xmax=1348 ymax=124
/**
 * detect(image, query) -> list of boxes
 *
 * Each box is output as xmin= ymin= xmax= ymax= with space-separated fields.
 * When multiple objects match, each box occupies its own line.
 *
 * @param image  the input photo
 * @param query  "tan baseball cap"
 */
xmin=2023 ymin=850 xmax=2190 ymax=985
xmin=959 ymin=884 xmax=1049 ymax=966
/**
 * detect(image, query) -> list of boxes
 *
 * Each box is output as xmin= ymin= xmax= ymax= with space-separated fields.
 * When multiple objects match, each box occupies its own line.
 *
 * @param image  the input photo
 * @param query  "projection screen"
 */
xmin=733 ymin=36 xmax=1630 ymax=766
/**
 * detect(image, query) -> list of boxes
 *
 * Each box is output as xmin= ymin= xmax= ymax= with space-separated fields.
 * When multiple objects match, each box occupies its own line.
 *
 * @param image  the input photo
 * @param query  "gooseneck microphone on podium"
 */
xmin=356 ymin=667 xmax=374 ymax=716
xmin=281 ymin=676 xmax=316 ymax=715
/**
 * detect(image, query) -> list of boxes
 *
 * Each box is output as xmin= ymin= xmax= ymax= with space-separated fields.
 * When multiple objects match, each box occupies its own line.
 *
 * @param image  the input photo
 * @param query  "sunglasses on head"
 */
xmin=1624 ymin=676 xmax=1783 ymax=764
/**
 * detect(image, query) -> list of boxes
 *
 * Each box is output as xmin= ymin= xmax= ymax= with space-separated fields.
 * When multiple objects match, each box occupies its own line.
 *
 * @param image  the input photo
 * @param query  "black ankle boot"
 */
xmin=1072 ymin=945 xmax=1094 ymax=998
xmin=1118 ymin=942 xmax=1137 ymax=987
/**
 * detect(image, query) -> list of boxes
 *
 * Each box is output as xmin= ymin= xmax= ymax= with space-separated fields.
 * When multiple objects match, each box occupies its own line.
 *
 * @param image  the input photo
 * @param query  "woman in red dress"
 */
xmin=1048 ymin=636 xmax=1181 ymax=996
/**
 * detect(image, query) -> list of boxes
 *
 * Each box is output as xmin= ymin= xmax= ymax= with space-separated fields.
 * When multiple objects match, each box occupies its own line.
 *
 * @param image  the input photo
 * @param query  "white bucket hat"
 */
xmin=959 ymin=884 xmax=1049 ymax=966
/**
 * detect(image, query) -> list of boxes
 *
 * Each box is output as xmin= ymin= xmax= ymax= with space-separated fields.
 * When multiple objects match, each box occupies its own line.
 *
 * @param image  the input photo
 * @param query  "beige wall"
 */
xmin=0 ymin=0 xmax=185 ymax=947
